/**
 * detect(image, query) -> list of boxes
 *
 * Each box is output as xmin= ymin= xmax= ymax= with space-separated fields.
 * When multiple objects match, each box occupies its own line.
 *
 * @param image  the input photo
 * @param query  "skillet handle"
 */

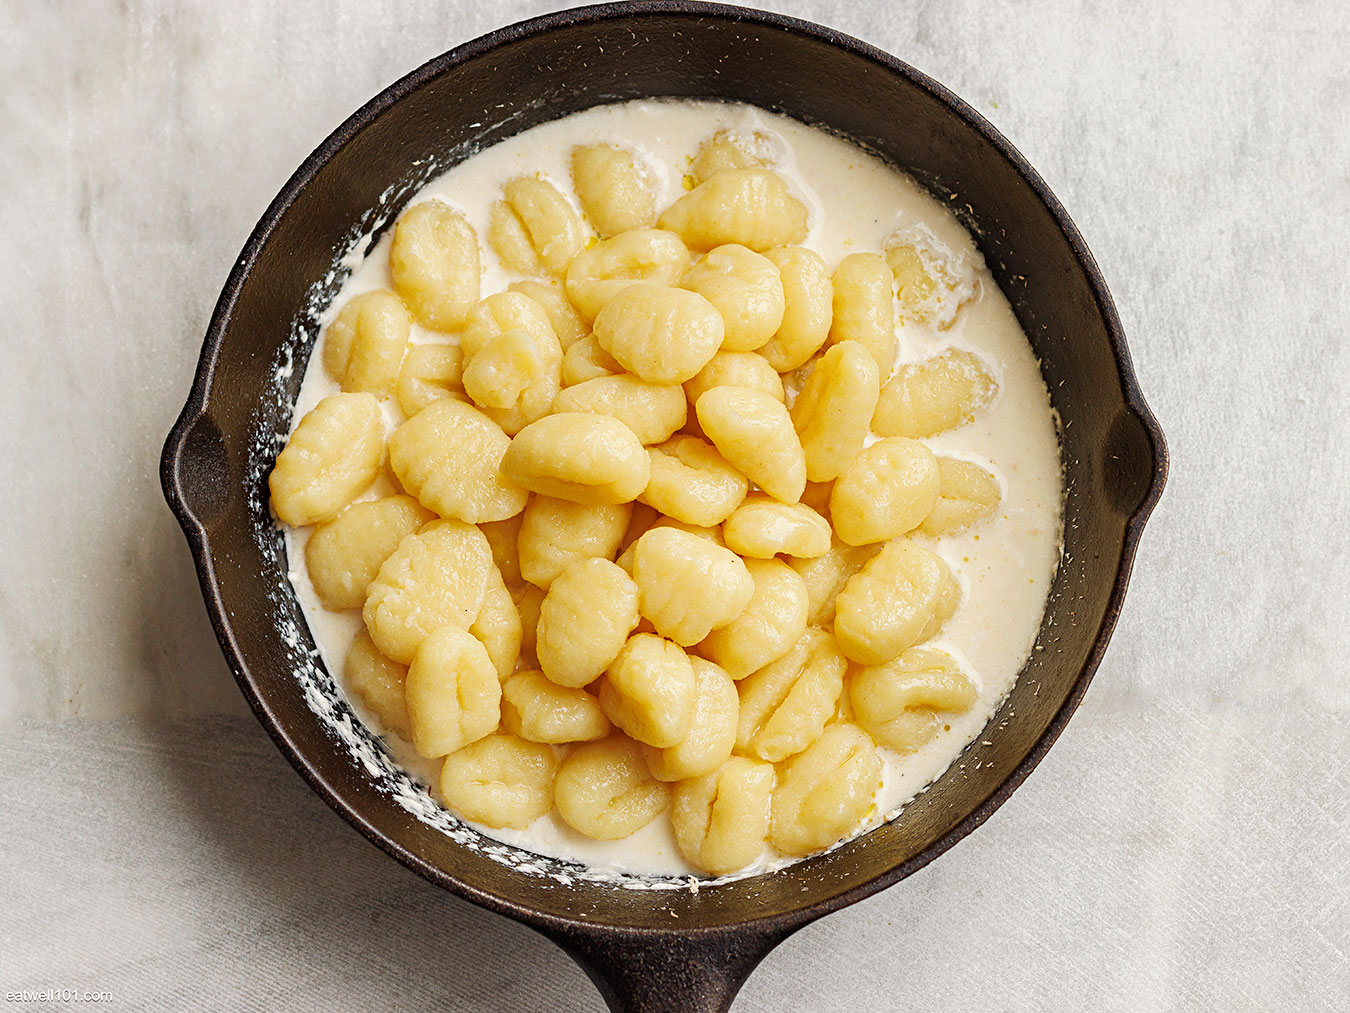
xmin=546 ymin=923 xmax=791 ymax=1013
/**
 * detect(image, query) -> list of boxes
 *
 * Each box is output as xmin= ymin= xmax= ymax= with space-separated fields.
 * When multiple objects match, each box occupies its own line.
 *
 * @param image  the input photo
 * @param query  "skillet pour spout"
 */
xmin=161 ymin=3 xmax=1167 ymax=1009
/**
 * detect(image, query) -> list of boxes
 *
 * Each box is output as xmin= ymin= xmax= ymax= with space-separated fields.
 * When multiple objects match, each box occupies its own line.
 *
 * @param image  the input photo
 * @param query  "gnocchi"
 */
xmin=759 ymin=246 xmax=833 ymax=371
xmin=640 ymin=436 xmax=748 ymax=527
xmin=593 ymin=283 xmax=724 ymax=385
xmin=536 ymin=557 xmax=640 ymax=687
xmin=680 ymin=244 xmax=784 ymax=352
xmin=770 ymin=722 xmax=881 ymax=857
xmin=343 ymin=631 xmax=411 ymax=740
xmin=388 ymin=200 xmax=480 ymax=331
xmin=642 ymin=657 xmax=739 ymax=781
xmin=632 ymin=527 xmax=754 ymax=646
xmin=571 ymin=143 xmax=657 ymax=236
xmin=917 ymin=457 xmax=1002 ymax=536
xmin=722 ymin=494 xmax=831 ymax=560
xmin=735 ymin=627 xmax=846 ymax=762
xmin=395 ymin=343 xmax=464 ymax=417
xmin=439 ymin=732 xmax=557 ymax=829
xmin=322 ymin=290 xmax=410 ymax=396
xmin=269 ymin=393 xmax=384 ymax=527
xmin=658 ymin=168 xmax=808 ymax=251
xmin=830 ymin=437 xmax=942 ymax=545
xmin=671 ymin=757 xmax=774 ymax=875
xmin=305 ymin=495 xmax=433 ymax=611
xmin=683 ymin=350 xmax=785 ymax=407
xmin=833 ymin=539 xmax=951 ymax=666
xmin=698 ymin=558 xmax=808 ymax=680
xmin=554 ymin=736 xmax=671 ymax=840
xmin=872 ymin=347 xmax=999 ymax=438
xmin=552 ymin=374 xmax=687 ymax=445
xmin=828 ymin=252 xmax=895 ymax=377
xmin=405 ymin=625 xmax=501 ymax=758
xmin=501 ymin=670 xmax=611 ymax=744
xmin=565 ymin=228 xmax=691 ymax=322
xmin=849 ymin=647 xmax=977 ymax=752
xmin=790 ymin=340 xmax=880 ymax=483
xmin=518 ymin=495 xmax=631 ymax=589
xmin=502 ymin=412 xmax=650 ymax=505
xmin=489 ymin=175 xmax=587 ymax=275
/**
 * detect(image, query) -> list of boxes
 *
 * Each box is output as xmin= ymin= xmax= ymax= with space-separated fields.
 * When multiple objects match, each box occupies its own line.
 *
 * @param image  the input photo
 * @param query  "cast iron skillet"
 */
xmin=161 ymin=3 xmax=1167 ymax=1010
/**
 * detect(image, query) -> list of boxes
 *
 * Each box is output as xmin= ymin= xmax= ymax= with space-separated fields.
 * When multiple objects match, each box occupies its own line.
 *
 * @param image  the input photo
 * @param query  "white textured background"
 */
xmin=2 ymin=1 xmax=1347 ymax=1009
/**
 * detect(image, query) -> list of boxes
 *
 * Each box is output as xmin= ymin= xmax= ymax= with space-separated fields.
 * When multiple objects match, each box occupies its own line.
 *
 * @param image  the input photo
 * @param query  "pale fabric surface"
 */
xmin=2 ymin=0 xmax=1347 ymax=1009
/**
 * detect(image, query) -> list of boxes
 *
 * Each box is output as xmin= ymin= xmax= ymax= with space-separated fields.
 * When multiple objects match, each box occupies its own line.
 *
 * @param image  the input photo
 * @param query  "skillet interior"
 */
xmin=162 ymin=3 xmax=1166 ymax=1008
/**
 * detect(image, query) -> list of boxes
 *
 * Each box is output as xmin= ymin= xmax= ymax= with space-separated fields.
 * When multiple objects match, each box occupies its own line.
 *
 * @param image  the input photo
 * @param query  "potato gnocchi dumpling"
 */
xmin=643 ymin=657 xmax=739 ymax=781
xmin=509 ymin=279 xmax=588 ymax=350
xmin=470 ymin=564 xmax=523 ymax=679
xmin=362 ymin=519 xmax=494 ymax=665
xmin=395 ymin=343 xmax=465 ymax=417
xmin=489 ymin=175 xmax=588 ymax=275
xmin=690 ymin=129 xmax=773 ymax=183
xmin=828 ymin=252 xmax=895 ymax=378
xmin=722 ymin=495 xmax=831 ymax=560
xmin=322 ymin=290 xmax=410 ymax=396
xmin=439 ymin=732 xmax=557 ymax=829
xmin=305 ymin=495 xmax=434 ymax=611
xmin=790 ymin=340 xmax=881 ymax=483
xmin=343 ymin=631 xmax=411 ymax=741
xmin=593 ymin=283 xmax=724 ymax=385
xmin=565 ymin=228 xmax=691 ymax=322
xmin=536 ymin=557 xmax=640 ymax=688
xmin=552 ymin=374 xmax=687 ymax=445
xmin=501 ymin=670 xmax=611 ymax=744
xmin=683 ymin=350 xmax=785 ymax=407
xmin=735 ymin=627 xmax=846 ymax=762
xmin=561 ymin=333 xmax=622 ymax=386
xmin=917 ymin=457 xmax=1003 ymax=536
xmin=388 ymin=398 xmax=528 ymax=523
xmin=884 ymin=226 xmax=976 ymax=328
xmin=632 ymin=527 xmax=754 ymax=646
xmin=695 ymin=385 xmax=806 ymax=505
xmin=571 ymin=143 xmax=657 ymax=237
xmin=830 ymin=437 xmax=942 ymax=545
xmin=671 ymin=757 xmax=774 ymax=875
xmin=388 ymin=200 xmax=480 ymax=331
xmin=270 ymin=392 xmax=384 ymax=527
xmin=554 ymin=735 xmax=671 ymax=840
xmin=873 ymin=347 xmax=999 ymax=438
xmin=680 ymin=244 xmax=785 ymax=352
xmin=503 ymin=412 xmax=650 ymax=505
xmin=759 ymin=246 xmax=833 ymax=371
xmin=599 ymin=633 xmax=698 ymax=748
xmin=790 ymin=536 xmax=881 ymax=627
xmin=405 ymin=625 xmax=502 ymax=758
xmin=833 ymin=539 xmax=951 ymax=666
xmin=698 ymin=558 xmax=808 ymax=680
xmin=770 ymin=722 xmax=881 ymax=857
xmin=658 ymin=168 xmax=808 ymax=251
xmin=518 ymin=495 xmax=631 ymax=589
xmin=849 ymin=647 xmax=977 ymax=752
xmin=641 ymin=435 xmax=748 ymax=528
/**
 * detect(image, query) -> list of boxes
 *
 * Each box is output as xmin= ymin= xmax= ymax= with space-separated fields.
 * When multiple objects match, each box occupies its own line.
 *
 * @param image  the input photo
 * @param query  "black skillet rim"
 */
xmin=161 ymin=0 xmax=1169 ymax=946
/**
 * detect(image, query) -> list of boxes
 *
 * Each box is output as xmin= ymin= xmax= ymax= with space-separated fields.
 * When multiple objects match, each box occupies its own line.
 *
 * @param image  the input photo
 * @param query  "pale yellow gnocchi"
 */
xmin=439 ymin=732 xmax=557 ymax=829
xmin=388 ymin=200 xmax=480 ymax=331
xmin=759 ymin=246 xmax=832 ymax=371
xmin=270 ymin=393 xmax=384 ymax=527
xmin=631 ymin=527 xmax=754 ymax=646
xmin=770 ymin=722 xmax=881 ymax=857
xmin=554 ymin=735 xmax=671 ymax=840
xmin=362 ymin=519 xmax=493 ymax=665
xmin=502 ymin=412 xmax=650 ymax=505
xmin=322 ymin=290 xmax=410 ymax=396
xmin=790 ymin=340 xmax=880 ymax=483
xmin=518 ymin=496 xmax=631 ymax=589
xmin=470 ymin=564 xmax=523 ymax=679
xmin=828 ymin=252 xmax=895 ymax=378
xmin=571 ymin=143 xmax=657 ymax=237
xmin=305 ymin=495 xmax=433 ymax=611
xmin=395 ymin=343 xmax=465 ymax=417
xmin=565 ymin=228 xmax=691 ymax=322
xmin=696 ymin=385 xmax=806 ymax=504
xmin=698 ymin=558 xmax=808 ymax=680
xmin=789 ymin=536 xmax=881 ymax=627
xmin=658 ymin=169 xmax=808 ymax=251
xmin=671 ymin=757 xmax=774 ymax=874
xmin=872 ymin=347 xmax=999 ymax=438
xmin=509 ymin=279 xmax=588 ymax=350
xmin=536 ymin=557 xmax=640 ymax=687
xmin=833 ymin=539 xmax=951 ymax=666
xmin=552 ymin=374 xmax=687 ymax=445
xmin=680 ymin=244 xmax=785 ymax=352
xmin=343 ymin=631 xmax=411 ymax=740
xmin=388 ymin=397 xmax=528 ymax=523
xmin=683 ymin=350 xmax=785 ymax=407
xmin=690 ymin=130 xmax=773 ymax=183
xmin=735 ymin=627 xmax=846 ymax=762
xmin=643 ymin=656 xmax=739 ymax=781
xmin=849 ymin=647 xmax=977 ymax=752
xmin=830 ymin=437 xmax=941 ymax=545
xmin=501 ymin=670 xmax=610 ymax=744
xmin=561 ymin=333 xmax=623 ymax=386
xmin=640 ymin=435 xmax=748 ymax=527
xmin=405 ymin=625 xmax=501 ymax=758
xmin=722 ymin=494 xmax=831 ymax=560
xmin=916 ymin=457 xmax=1002 ymax=536
xmin=593 ymin=283 xmax=724 ymax=385
xmin=489 ymin=175 xmax=588 ymax=275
